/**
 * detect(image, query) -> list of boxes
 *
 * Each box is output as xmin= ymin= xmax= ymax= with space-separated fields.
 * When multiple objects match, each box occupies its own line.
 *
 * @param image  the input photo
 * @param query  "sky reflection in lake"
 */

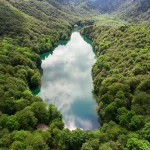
xmin=37 ymin=32 xmax=99 ymax=130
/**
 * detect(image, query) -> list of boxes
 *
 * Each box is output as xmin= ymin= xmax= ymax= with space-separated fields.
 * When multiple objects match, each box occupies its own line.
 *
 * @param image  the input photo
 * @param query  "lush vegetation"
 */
xmin=81 ymin=25 xmax=150 ymax=149
xmin=0 ymin=0 xmax=102 ymax=149
xmin=94 ymin=0 xmax=150 ymax=25
xmin=93 ymin=14 xmax=127 ymax=27
xmin=0 ymin=0 xmax=74 ymax=149
xmin=0 ymin=0 xmax=150 ymax=149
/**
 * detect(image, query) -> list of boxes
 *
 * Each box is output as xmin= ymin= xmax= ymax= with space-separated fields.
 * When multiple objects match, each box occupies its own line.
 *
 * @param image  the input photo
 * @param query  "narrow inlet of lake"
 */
xmin=33 ymin=32 xmax=100 ymax=130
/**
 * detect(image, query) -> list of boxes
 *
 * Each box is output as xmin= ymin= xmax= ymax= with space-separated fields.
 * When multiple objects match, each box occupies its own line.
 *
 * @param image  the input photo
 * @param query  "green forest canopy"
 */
xmin=0 ymin=0 xmax=150 ymax=149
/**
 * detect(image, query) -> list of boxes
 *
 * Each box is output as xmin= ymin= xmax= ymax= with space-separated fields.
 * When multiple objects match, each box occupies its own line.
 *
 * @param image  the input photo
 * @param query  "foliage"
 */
xmin=81 ymin=24 xmax=150 ymax=149
xmin=0 ymin=0 xmax=150 ymax=149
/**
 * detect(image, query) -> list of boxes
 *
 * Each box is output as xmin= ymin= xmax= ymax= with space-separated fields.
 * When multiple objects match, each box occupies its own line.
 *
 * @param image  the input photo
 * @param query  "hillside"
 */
xmin=6 ymin=0 xmax=75 ymax=36
xmin=118 ymin=0 xmax=150 ymax=24
xmin=81 ymin=24 xmax=150 ymax=149
xmin=94 ymin=0 xmax=150 ymax=24
xmin=55 ymin=0 xmax=100 ymax=16
xmin=0 ymin=0 xmax=71 ymax=148
xmin=95 ymin=0 xmax=127 ymax=13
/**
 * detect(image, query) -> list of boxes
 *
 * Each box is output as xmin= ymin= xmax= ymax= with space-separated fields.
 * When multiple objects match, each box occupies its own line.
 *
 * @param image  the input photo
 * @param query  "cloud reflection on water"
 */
xmin=38 ymin=32 xmax=99 ymax=130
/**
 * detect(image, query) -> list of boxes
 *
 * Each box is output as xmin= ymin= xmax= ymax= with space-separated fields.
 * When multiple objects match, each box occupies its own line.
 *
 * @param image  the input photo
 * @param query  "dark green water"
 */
xmin=33 ymin=32 xmax=99 ymax=130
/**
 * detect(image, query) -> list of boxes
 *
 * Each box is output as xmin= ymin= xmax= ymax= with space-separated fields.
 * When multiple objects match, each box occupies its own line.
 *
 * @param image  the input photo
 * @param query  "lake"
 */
xmin=33 ymin=31 xmax=99 ymax=130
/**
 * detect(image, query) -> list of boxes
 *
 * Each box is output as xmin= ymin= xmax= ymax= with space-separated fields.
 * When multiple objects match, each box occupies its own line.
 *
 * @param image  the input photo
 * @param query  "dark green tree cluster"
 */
xmin=0 ymin=103 xmax=64 ymax=150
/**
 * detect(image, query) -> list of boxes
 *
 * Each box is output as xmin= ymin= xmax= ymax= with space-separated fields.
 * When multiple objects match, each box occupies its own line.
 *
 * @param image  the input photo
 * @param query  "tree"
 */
xmin=117 ymin=107 xmax=130 ymax=127
xmin=132 ymin=91 xmax=150 ymax=115
xmin=129 ymin=115 xmax=143 ymax=130
xmin=30 ymin=73 xmax=40 ymax=88
xmin=58 ymin=129 xmax=71 ymax=150
xmin=103 ymin=102 xmax=117 ymax=121
xmin=0 ymin=132 xmax=12 ymax=148
xmin=99 ymin=143 xmax=112 ymax=150
xmin=16 ymin=107 xmax=37 ymax=130
xmin=88 ymin=139 xmax=99 ymax=150
xmin=81 ymin=143 xmax=93 ymax=150
xmin=141 ymin=122 xmax=150 ymax=141
xmin=22 ymin=90 xmax=33 ymax=100
xmin=70 ymin=129 xmax=85 ymax=150
xmin=6 ymin=115 xmax=20 ymax=131
xmin=125 ymin=137 xmax=150 ymax=150
xmin=48 ymin=104 xmax=62 ymax=122
xmin=31 ymin=102 xmax=49 ymax=124
xmin=137 ymin=79 xmax=150 ymax=93
xmin=0 ymin=98 xmax=15 ymax=115
xmin=49 ymin=118 xmax=64 ymax=130
xmin=25 ymin=133 xmax=49 ymax=150
xmin=10 ymin=141 xmax=24 ymax=150
xmin=12 ymin=130 xmax=28 ymax=142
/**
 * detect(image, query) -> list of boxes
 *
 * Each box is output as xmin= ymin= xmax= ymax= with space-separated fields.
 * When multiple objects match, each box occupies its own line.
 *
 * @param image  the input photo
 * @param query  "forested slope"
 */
xmin=0 ymin=0 xmax=71 ymax=149
xmin=94 ymin=0 xmax=150 ymax=25
xmin=55 ymin=0 xmax=99 ymax=16
xmin=0 ymin=0 xmax=102 ymax=149
xmin=118 ymin=0 xmax=150 ymax=24
xmin=81 ymin=25 xmax=150 ymax=149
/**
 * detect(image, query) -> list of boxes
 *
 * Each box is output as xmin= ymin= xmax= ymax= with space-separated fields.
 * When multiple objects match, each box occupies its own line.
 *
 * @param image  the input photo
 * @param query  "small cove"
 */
xmin=33 ymin=31 xmax=100 ymax=130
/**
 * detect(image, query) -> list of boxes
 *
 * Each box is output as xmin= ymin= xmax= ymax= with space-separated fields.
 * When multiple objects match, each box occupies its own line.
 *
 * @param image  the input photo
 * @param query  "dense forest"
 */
xmin=0 ymin=0 xmax=150 ymax=149
xmin=81 ymin=25 xmax=150 ymax=149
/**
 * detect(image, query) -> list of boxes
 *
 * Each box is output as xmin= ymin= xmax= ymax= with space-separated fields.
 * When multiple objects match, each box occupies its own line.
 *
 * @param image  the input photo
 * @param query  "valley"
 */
xmin=0 ymin=0 xmax=150 ymax=149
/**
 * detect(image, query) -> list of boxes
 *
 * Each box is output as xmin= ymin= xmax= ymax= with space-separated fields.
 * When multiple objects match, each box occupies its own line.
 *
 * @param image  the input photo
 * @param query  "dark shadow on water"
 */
xmin=32 ymin=87 xmax=41 ymax=95
xmin=40 ymin=51 xmax=53 ymax=60
xmin=58 ymin=40 xmax=69 ymax=46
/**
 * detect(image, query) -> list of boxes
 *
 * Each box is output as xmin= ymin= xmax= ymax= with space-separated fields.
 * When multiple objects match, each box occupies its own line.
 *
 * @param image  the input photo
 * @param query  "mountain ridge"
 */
xmin=94 ymin=0 xmax=150 ymax=24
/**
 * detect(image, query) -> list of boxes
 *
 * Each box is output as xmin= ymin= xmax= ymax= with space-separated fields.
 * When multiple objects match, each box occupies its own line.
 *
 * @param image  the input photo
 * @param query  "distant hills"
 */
xmin=4 ymin=0 xmax=149 ymax=25
xmin=55 ymin=0 xmax=99 ymax=16
xmin=94 ymin=0 xmax=150 ymax=13
xmin=94 ymin=0 xmax=150 ymax=24
xmin=54 ymin=0 xmax=150 ymax=24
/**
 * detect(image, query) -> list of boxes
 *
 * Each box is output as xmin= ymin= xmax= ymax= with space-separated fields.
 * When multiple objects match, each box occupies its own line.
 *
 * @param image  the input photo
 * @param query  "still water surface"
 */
xmin=33 ymin=32 xmax=99 ymax=130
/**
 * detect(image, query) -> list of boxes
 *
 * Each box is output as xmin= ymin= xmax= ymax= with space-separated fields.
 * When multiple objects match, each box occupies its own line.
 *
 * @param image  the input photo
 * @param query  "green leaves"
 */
xmin=30 ymin=73 xmax=41 ymax=88
xmin=81 ymin=143 xmax=93 ymax=150
xmin=16 ymin=107 xmax=38 ymax=130
xmin=48 ymin=104 xmax=63 ymax=123
xmin=6 ymin=115 xmax=20 ymax=131
xmin=117 ymin=107 xmax=144 ymax=130
xmin=125 ymin=136 xmax=150 ymax=150
xmin=81 ymin=25 xmax=150 ymax=149
xmin=31 ymin=102 xmax=49 ymax=124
